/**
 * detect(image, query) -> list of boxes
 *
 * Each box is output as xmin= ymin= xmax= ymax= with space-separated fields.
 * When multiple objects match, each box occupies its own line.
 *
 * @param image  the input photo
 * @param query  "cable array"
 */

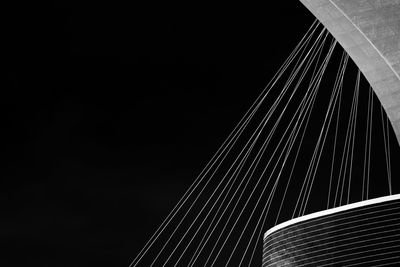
xmin=130 ymin=20 xmax=396 ymax=266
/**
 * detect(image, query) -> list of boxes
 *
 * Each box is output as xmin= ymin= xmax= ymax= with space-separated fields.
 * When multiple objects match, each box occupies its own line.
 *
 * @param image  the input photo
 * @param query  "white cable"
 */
xmin=251 ymin=36 xmax=338 ymax=263
xmin=347 ymin=70 xmax=360 ymax=204
xmin=334 ymin=63 xmax=358 ymax=207
xmin=367 ymin=87 xmax=374 ymax=200
xmin=327 ymin=52 xmax=347 ymax=209
xmin=300 ymin=41 xmax=343 ymax=216
xmin=218 ymin=34 xmax=335 ymax=266
xmin=381 ymin=105 xmax=392 ymax=195
xmin=386 ymin=114 xmax=392 ymax=194
xmin=292 ymin=39 xmax=340 ymax=216
xmin=362 ymin=85 xmax=372 ymax=201
xmin=169 ymin=26 xmax=325 ymax=266
xmin=128 ymin=17 xmax=321 ymax=267
xmin=291 ymin=35 xmax=337 ymax=218
xmin=188 ymin=26 xmax=328 ymax=267
xmin=246 ymin=76 xmax=323 ymax=266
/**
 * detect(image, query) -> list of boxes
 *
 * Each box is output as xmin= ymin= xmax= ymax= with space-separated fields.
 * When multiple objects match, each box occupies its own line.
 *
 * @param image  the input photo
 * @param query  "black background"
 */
xmin=4 ymin=1 xmax=399 ymax=266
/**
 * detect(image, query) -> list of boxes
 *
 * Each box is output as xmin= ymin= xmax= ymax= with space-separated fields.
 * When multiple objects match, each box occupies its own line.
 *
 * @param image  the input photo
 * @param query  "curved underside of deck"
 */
xmin=263 ymin=194 xmax=400 ymax=266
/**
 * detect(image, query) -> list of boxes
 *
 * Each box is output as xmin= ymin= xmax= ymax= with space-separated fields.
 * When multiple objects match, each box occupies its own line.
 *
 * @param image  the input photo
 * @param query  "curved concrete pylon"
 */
xmin=299 ymin=0 xmax=400 ymax=146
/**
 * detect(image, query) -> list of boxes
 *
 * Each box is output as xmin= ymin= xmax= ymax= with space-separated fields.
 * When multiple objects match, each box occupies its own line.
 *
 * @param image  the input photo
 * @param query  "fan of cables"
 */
xmin=130 ymin=20 xmax=398 ymax=266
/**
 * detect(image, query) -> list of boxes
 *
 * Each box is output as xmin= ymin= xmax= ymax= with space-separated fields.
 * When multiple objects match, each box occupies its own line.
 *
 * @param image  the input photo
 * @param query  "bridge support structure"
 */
xmin=300 ymin=0 xmax=400 ymax=145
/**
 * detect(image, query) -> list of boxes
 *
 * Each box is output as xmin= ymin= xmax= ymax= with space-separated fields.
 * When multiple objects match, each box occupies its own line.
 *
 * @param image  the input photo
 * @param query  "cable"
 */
xmin=166 ymin=24 xmax=326 ymax=267
xmin=381 ymin=105 xmax=392 ymax=195
xmin=362 ymin=85 xmax=372 ymax=201
xmin=327 ymin=53 xmax=347 ymax=209
xmin=347 ymin=70 xmax=360 ymax=204
xmin=128 ymin=17 xmax=321 ymax=267
xmin=188 ymin=25 xmax=328 ymax=267
xmin=367 ymin=87 xmax=374 ymax=200
xmin=220 ymin=34 xmax=335 ymax=266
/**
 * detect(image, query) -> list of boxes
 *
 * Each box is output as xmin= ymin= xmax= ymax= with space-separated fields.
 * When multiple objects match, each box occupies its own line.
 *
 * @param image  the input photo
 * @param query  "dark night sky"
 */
xmin=4 ymin=2 xmax=399 ymax=266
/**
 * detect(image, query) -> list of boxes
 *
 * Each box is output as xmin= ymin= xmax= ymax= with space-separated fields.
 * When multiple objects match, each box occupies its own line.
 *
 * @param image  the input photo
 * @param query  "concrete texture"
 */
xmin=299 ymin=0 xmax=400 ymax=146
xmin=263 ymin=194 xmax=400 ymax=266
